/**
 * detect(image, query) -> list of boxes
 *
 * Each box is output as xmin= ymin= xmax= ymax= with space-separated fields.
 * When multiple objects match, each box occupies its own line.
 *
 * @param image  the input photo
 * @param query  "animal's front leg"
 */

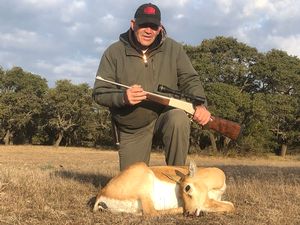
xmin=204 ymin=198 xmax=235 ymax=212
xmin=140 ymin=195 xmax=159 ymax=216
xmin=157 ymin=207 xmax=184 ymax=215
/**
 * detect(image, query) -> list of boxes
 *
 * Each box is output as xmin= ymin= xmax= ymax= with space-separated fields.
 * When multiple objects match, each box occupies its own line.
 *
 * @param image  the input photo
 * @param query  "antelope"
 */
xmin=93 ymin=161 xmax=234 ymax=216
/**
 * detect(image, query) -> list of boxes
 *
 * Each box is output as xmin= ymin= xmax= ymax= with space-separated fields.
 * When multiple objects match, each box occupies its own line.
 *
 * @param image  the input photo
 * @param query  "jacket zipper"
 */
xmin=142 ymin=52 xmax=148 ymax=67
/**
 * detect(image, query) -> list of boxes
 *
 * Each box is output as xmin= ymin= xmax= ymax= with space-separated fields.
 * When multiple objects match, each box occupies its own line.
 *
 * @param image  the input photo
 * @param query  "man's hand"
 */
xmin=193 ymin=105 xmax=211 ymax=125
xmin=124 ymin=85 xmax=147 ymax=105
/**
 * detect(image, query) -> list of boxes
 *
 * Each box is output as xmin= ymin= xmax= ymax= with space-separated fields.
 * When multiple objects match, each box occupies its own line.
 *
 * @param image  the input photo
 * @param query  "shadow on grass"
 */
xmin=52 ymin=164 xmax=300 ymax=188
xmin=52 ymin=169 xmax=113 ymax=209
xmin=52 ymin=169 xmax=112 ymax=188
xmin=216 ymin=164 xmax=300 ymax=185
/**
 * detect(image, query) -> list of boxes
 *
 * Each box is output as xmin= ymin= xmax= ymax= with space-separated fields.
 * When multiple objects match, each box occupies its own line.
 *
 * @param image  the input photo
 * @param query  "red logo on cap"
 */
xmin=144 ymin=6 xmax=156 ymax=15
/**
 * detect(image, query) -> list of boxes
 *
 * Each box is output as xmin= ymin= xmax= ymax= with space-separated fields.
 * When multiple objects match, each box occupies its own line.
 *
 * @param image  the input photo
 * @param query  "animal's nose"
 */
xmin=184 ymin=209 xmax=205 ymax=217
xmin=184 ymin=210 xmax=194 ymax=217
xmin=195 ymin=209 xmax=205 ymax=217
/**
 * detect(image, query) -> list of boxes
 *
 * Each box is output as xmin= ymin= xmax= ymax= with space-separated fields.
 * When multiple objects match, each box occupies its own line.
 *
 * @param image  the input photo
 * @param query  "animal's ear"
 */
xmin=163 ymin=173 xmax=180 ymax=183
xmin=188 ymin=160 xmax=197 ymax=177
xmin=175 ymin=170 xmax=186 ymax=179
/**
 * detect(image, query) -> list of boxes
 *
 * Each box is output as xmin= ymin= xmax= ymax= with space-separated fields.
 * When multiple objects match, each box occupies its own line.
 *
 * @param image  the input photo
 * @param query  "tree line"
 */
xmin=0 ymin=36 xmax=299 ymax=156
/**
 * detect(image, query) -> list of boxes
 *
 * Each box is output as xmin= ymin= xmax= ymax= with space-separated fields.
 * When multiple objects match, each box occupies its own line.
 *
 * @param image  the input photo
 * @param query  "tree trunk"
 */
xmin=280 ymin=144 xmax=287 ymax=157
xmin=54 ymin=130 xmax=63 ymax=147
xmin=209 ymin=132 xmax=218 ymax=152
xmin=4 ymin=130 xmax=13 ymax=145
xmin=223 ymin=137 xmax=231 ymax=149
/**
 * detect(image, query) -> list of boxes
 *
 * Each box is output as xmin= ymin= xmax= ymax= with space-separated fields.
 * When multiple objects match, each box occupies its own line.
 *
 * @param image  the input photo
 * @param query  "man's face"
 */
xmin=131 ymin=20 xmax=162 ymax=47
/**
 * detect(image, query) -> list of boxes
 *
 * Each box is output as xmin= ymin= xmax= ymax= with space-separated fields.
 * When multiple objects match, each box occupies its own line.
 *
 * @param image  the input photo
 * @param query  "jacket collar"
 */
xmin=119 ymin=28 xmax=166 ymax=56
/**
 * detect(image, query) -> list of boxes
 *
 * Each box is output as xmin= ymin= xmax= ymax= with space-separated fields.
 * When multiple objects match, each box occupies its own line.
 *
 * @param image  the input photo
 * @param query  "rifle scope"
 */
xmin=157 ymin=84 xmax=206 ymax=105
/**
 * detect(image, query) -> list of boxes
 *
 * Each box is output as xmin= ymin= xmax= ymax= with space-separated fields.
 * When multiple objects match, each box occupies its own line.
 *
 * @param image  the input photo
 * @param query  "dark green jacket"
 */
xmin=93 ymin=29 xmax=206 ymax=132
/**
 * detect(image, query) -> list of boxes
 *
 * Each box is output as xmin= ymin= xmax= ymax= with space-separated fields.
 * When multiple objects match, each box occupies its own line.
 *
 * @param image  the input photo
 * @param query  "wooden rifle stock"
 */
xmin=146 ymin=92 xmax=242 ymax=140
xmin=96 ymin=76 xmax=242 ymax=140
xmin=206 ymin=116 xmax=242 ymax=141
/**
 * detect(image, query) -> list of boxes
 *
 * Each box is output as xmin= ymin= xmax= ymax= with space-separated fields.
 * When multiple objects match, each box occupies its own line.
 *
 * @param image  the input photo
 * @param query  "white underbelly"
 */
xmin=97 ymin=175 xmax=182 ymax=213
xmin=98 ymin=196 xmax=142 ymax=214
xmin=151 ymin=176 xmax=182 ymax=210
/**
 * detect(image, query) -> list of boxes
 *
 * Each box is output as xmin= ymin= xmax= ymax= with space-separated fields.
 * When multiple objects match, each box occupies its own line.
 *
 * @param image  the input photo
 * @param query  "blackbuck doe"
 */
xmin=93 ymin=161 xmax=234 ymax=216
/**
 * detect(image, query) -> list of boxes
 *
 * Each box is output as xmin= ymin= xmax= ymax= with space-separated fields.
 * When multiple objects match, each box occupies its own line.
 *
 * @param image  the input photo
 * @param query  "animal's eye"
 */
xmin=185 ymin=185 xmax=191 ymax=192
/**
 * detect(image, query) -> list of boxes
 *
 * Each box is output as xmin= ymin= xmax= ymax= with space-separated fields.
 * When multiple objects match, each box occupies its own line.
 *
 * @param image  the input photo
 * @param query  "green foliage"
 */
xmin=90 ymin=104 xmax=114 ymax=146
xmin=184 ymin=36 xmax=261 ymax=92
xmin=247 ymin=50 xmax=300 ymax=153
xmin=205 ymin=82 xmax=251 ymax=122
xmin=185 ymin=37 xmax=300 ymax=155
xmin=44 ymin=80 xmax=94 ymax=146
xmin=38 ymin=80 xmax=114 ymax=147
xmin=251 ymin=49 xmax=300 ymax=94
xmin=0 ymin=67 xmax=48 ymax=144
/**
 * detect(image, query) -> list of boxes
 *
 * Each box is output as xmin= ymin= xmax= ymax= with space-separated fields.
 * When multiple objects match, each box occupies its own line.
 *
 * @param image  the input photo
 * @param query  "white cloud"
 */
xmin=242 ymin=0 xmax=274 ymax=16
xmin=0 ymin=51 xmax=18 ymax=69
xmin=94 ymin=37 xmax=103 ymax=45
xmin=102 ymin=14 xmax=114 ymax=21
xmin=0 ymin=29 xmax=38 ymax=49
xmin=157 ymin=0 xmax=190 ymax=7
xmin=21 ymin=0 xmax=64 ymax=8
xmin=67 ymin=22 xmax=85 ymax=34
xmin=0 ymin=28 xmax=63 ymax=55
xmin=174 ymin=14 xmax=185 ymax=20
xmin=60 ymin=0 xmax=86 ymax=23
xmin=267 ymin=34 xmax=300 ymax=57
xmin=35 ymin=57 xmax=99 ymax=86
xmin=216 ymin=0 xmax=233 ymax=14
xmin=242 ymin=0 xmax=300 ymax=19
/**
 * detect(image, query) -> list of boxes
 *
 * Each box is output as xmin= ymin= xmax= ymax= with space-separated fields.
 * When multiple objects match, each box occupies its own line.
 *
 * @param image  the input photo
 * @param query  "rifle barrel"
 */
xmin=96 ymin=76 xmax=131 ymax=89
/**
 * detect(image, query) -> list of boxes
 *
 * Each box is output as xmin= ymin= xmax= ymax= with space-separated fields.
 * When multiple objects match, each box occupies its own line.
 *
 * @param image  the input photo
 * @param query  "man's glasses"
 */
xmin=138 ymin=23 xmax=160 ymax=31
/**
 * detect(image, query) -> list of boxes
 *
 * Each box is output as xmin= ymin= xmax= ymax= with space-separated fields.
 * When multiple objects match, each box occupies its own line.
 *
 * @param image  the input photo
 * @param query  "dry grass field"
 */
xmin=0 ymin=145 xmax=299 ymax=225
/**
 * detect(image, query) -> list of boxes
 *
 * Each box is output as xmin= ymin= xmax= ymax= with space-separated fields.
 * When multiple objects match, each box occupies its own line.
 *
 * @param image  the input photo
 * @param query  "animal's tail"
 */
xmin=93 ymin=199 xmax=101 ymax=212
xmin=93 ymin=185 xmax=102 ymax=212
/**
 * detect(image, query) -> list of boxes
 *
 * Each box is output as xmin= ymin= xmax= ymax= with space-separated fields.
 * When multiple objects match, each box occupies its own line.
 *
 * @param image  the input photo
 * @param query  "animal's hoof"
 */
xmin=93 ymin=201 xmax=108 ymax=212
xmin=93 ymin=204 xmax=100 ymax=213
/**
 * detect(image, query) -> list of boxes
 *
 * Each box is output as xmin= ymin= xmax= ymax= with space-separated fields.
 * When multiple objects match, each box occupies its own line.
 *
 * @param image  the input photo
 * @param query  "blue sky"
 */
xmin=1 ymin=0 xmax=299 ymax=87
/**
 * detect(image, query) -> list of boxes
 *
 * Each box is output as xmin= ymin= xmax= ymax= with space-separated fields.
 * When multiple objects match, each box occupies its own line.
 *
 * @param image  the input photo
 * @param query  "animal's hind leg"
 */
xmin=208 ymin=189 xmax=224 ymax=201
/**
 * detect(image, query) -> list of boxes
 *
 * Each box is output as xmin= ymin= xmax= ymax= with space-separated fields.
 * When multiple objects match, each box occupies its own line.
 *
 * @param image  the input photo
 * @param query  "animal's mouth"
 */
xmin=184 ymin=208 xmax=205 ymax=217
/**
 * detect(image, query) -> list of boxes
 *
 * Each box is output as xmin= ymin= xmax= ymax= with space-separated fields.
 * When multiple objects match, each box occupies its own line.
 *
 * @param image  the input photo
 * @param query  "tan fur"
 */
xmin=93 ymin=162 xmax=234 ymax=216
xmin=180 ymin=162 xmax=235 ymax=216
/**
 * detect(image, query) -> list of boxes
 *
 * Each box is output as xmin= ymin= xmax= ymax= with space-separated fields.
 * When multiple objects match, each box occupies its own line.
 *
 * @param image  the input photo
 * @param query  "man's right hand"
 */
xmin=124 ymin=85 xmax=147 ymax=105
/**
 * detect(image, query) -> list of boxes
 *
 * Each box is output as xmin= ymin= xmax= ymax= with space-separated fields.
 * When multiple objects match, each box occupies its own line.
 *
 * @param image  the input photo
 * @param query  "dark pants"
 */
xmin=118 ymin=109 xmax=191 ymax=171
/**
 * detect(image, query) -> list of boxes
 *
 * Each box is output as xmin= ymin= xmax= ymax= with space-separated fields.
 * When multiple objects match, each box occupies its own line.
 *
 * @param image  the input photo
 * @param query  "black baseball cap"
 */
xmin=134 ymin=3 xmax=161 ymax=26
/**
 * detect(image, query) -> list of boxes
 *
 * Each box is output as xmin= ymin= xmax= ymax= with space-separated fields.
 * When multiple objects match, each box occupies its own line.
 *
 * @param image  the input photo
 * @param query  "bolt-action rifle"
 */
xmin=96 ymin=76 xmax=242 ymax=140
